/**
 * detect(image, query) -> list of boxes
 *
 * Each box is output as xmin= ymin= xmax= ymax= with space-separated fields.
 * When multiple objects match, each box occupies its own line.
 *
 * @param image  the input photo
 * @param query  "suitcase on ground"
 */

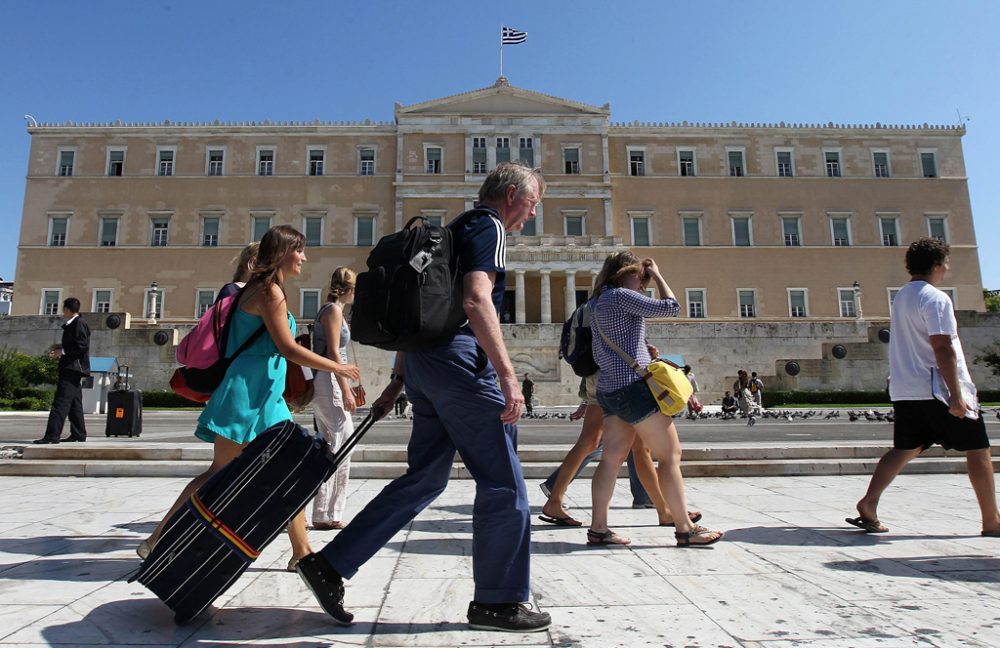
xmin=131 ymin=410 xmax=381 ymax=623
xmin=106 ymin=390 xmax=142 ymax=437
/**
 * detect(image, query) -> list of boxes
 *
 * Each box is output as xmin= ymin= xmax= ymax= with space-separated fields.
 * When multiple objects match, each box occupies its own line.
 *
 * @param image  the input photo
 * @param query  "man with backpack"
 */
xmin=297 ymin=163 xmax=551 ymax=632
xmin=750 ymin=372 xmax=764 ymax=408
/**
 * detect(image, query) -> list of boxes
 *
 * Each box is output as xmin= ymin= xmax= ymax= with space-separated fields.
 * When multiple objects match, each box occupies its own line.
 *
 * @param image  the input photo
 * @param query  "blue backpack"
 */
xmin=559 ymin=302 xmax=599 ymax=377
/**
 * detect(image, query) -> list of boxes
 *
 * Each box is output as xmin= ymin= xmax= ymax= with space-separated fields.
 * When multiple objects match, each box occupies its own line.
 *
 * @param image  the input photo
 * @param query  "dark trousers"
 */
xmin=44 ymin=372 xmax=87 ymax=441
xmin=321 ymin=335 xmax=531 ymax=603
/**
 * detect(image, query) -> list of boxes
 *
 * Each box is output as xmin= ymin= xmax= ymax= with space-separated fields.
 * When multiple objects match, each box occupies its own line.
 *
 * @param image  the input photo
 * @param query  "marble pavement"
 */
xmin=0 ymin=472 xmax=997 ymax=647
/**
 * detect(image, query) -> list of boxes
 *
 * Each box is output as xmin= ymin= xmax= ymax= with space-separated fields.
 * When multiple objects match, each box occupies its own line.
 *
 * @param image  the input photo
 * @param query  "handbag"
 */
xmin=349 ymin=341 xmax=366 ymax=406
xmin=591 ymin=303 xmax=692 ymax=417
xmin=284 ymin=333 xmax=315 ymax=412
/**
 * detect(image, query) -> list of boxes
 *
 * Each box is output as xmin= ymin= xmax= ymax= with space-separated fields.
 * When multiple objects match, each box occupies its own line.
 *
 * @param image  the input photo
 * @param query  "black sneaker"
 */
xmin=296 ymin=552 xmax=354 ymax=626
xmin=467 ymin=601 xmax=551 ymax=632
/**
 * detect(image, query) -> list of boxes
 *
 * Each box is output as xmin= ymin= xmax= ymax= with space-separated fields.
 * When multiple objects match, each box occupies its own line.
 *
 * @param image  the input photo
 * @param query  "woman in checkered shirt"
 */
xmin=586 ymin=251 xmax=724 ymax=547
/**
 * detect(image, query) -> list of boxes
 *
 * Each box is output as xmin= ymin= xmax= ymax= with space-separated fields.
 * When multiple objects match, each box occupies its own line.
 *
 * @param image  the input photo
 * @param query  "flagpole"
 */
xmin=499 ymin=25 xmax=504 ymax=78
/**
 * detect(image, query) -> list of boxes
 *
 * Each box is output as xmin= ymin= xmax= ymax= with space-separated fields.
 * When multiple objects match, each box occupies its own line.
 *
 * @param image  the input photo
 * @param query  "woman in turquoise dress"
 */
xmin=140 ymin=225 xmax=361 ymax=570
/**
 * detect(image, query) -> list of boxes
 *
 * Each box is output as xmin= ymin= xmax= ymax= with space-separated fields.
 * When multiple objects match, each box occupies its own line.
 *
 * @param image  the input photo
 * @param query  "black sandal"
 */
xmin=675 ymin=525 xmax=724 ymax=547
xmin=586 ymin=528 xmax=631 ymax=546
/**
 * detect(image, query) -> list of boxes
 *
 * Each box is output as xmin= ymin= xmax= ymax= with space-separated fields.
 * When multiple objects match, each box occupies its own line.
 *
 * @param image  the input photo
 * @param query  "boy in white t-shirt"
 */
xmin=847 ymin=237 xmax=1000 ymax=537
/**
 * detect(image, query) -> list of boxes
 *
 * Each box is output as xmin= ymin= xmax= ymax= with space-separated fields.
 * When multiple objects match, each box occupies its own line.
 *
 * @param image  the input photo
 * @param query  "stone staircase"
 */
xmin=2 ymin=442 xmax=996 ymax=478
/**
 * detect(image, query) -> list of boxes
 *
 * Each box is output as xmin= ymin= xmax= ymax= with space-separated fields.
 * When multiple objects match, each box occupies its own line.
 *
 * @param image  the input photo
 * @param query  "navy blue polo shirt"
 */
xmin=448 ymin=207 xmax=507 ymax=315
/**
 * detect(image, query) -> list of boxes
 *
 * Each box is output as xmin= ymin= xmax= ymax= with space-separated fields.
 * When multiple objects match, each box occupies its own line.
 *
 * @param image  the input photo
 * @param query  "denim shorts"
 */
xmin=597 ymin=379 xmax=660 ymax=425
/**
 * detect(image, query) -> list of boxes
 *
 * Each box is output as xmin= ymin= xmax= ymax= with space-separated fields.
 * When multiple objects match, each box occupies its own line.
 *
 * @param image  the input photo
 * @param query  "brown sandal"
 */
xmin=586 ymin=528 xmax=631 ymax=546
xmin=675 ymin=525 xmax=724 ymax=547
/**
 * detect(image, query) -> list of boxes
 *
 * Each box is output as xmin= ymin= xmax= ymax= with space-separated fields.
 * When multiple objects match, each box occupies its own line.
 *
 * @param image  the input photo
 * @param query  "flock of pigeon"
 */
xmin=520 ymin=408 xmax=1000 ymax=425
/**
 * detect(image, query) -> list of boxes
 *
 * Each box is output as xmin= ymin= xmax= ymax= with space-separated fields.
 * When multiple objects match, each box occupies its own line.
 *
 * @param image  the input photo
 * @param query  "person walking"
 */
xmin=750 ymin=372 xmax=764 ymax=408
xmin=137 ymin=226 xmax=361 ymax=570
xmin=586 ymin=251 xmax=723 ymax=547
xmin=295 ymin=163 xmax=551 ymax=632
xmin=215 ymin=242 xmax=259 ymax=302
xmin=309 ymin=267 xmax=360 ymax=532
xmin=522 ymin=373 xmax=535 ymax=415
xmin=847 ymin=237 xmax=1000 ymax=536
xmin=684 ymin=365 xmax=702 ymax=415
xmin=34 ymin=298 xmax=90 ymax=444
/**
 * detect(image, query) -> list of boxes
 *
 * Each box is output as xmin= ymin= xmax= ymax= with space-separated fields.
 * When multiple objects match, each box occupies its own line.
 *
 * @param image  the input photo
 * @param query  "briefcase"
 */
xmin=106 ymin=390 xmax=142 ymax=437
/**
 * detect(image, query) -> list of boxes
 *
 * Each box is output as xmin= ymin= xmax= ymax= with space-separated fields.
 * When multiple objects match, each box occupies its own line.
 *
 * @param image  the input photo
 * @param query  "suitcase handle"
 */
xmin=329 ymin=406 xmax=385 ymax=469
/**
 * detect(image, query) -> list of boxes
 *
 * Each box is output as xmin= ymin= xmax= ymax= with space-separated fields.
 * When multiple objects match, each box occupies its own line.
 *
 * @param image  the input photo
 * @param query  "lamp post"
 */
xmin=853 ymin=280 xmax=863 ymax=320
xmin=149 ymin=281 xmax=159 ymax=325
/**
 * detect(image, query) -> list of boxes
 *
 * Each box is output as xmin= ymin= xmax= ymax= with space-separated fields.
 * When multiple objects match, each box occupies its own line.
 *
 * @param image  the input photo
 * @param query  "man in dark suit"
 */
xmin=35 ymin=297 xmax=91 ymax=444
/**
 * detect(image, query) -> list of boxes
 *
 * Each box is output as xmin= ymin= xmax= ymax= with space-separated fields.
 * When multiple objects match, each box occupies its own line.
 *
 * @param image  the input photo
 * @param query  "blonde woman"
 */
xmin=310 ymin=267 xmax=361 ymax=530
xmin=587 ymin=251 xmax=723 ymax=547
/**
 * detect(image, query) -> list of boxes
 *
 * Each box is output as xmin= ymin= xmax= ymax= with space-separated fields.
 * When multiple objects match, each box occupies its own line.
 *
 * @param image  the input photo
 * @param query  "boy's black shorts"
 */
xmin=893 ymin=400 xmax=990 ymax=452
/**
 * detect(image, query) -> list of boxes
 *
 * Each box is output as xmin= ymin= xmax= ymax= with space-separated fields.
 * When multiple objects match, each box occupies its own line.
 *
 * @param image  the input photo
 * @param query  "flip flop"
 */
xmin=538 ymin=514 xmax=583 ymax=527
xmin=982 ymin=529 xmax=1000 ymax=537
xmin=586 ymin=528 xmax=631 ymax=545
xmin=845 ymin=516 xmax=889 ymax=533
xmin=659 ymin=511 xmax=704 ymax=527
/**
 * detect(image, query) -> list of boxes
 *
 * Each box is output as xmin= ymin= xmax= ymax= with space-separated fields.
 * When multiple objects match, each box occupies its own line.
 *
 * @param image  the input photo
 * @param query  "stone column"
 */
xmin=564 ymin=270 xmax=577 ymax=317
xmin=515 ymin=270 xmax=526 ymax=324
xmin=539 ymin=270 xmax=552 ymax=324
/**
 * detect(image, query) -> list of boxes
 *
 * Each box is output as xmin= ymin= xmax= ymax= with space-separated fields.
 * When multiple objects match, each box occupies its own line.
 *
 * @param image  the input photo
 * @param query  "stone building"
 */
xmin=15 ymin=78 xmax=984 ymax=325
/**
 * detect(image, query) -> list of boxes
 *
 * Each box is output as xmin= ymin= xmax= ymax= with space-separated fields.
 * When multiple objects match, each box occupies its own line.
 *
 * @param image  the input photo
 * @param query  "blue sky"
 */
xmin=2 ymin=1 xmax=998 ymax=287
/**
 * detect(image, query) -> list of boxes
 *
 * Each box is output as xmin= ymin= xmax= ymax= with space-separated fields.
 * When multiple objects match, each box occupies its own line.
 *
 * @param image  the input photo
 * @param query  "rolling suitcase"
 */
xmin=132 ymin=409 xmax=381 ymax=623
xmin=106 ymin=389 xmax=142 ymax=437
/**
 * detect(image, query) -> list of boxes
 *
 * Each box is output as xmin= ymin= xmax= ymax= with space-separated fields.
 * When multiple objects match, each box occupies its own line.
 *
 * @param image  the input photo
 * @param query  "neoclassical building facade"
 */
xmin=14 ymin=78 xmax=985 ymax=325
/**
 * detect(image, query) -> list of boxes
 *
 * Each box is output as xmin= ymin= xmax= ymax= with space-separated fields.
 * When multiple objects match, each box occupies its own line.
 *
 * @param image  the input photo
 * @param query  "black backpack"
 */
xmin=351 ymin=215 xmax=467 ymax=351
xmin=559 ymin=302 xmax=599 ymax=377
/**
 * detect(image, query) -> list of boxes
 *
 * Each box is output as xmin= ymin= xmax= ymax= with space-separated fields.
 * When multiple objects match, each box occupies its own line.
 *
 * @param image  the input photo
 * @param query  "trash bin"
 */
xmin=82 ymin=356 xmax=118 ymax=415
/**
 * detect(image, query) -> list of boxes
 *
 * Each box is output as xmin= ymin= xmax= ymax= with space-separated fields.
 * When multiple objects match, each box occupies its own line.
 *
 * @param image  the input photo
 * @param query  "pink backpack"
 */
xmin=177 ymin=292 xmax=240 ymax=369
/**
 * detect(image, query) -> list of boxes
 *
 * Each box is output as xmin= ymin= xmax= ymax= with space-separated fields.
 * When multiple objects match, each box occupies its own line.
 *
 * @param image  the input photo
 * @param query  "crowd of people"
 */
xmin=40 ymin=163 xmax=999 ymax=634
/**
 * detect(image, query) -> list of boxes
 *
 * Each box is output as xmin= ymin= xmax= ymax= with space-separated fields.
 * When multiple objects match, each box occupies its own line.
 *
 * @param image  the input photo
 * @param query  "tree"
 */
xmin=984 ymin=289 xmax=1000 ymax=313
xmin=977 ymin=340 xmax=1000 ymax=376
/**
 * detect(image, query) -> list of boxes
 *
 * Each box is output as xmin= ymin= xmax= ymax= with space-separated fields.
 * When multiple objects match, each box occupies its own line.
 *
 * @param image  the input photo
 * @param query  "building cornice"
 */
xmin=611 ymin=121 xmax=965 ymax=137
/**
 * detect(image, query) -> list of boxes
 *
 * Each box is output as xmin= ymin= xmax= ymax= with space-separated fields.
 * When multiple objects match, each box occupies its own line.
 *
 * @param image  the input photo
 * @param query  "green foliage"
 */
xmin=976 ymin=340 xmax=1000 ymax=376
xmin=13 ymin=387 xmax=54 ymax=401
xmin=0 ymin=346 xmax=61 ymax=400
xmin=984 ymin=289 xmax=1000 ymax=313
xmin=141 ymin=390 xmax=206 ymax=408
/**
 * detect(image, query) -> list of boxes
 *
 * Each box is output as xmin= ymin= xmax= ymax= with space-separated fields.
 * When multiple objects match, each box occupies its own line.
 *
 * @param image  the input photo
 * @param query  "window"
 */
xmin=257 ymin=148 xmax=275 ymax=176
xmin=49 ymin=216 xmax=68 ymax=247
xmin=472 ymin=137 xmax=487 ymax=174
xmin=100 ymin=217 xmax=118 ymax=246
xmin=631 ymin=215 xmax=650 ymax=246
xmin=940 ymin=288 xmax=956 ymax=306
xmin=628 ymin=148 xmax=646 ymax=176
xmin=788 ymin=289 xmax=808 ymax=318
xmin=425 ymin=146 xmax=442 ymax=174
xmin=252 ymin=215 xmax=271 ymax=241
xmin=207 ymin=148 xmax=225 ymax=176
xmin=678 ymin=149 xmax=696 ymax=176
xmin=496 ymin=137 xmax=511 ymax=164
xmin=308 ymin=148 xmax=325 ymax=176
xmin=921 ymin=151 xmax=937 ymax=178
xmin=151 ymin=217 xmax=170 ymax=247
xmin=202 ymin=217 xmax=220 ymax=247
xmin=521 ymin=217 xmax=536 ymax=236
xmin=358 ymin=148 xmax=375 ymax=175
xmin=873 ymin=151 xmax=890 ymax=177
xmin=196 ymin=289 xmax=216 ymax=317
xmin=518 ymin=137 xmax=534 ymax=166
xmin=356 ymin=215 xmax=375 ymax=246
xmin=107 ymin=148 xmax=125 ymax=176
xmin=782 ymin=216 xmax=801 ymax=246
xmin=732 ymin=215 xmax=752 ymax=246
xmin=831 ymin=217 xmax=851 ymax=246
xmin=41 ymin=289 xmax=61 ymax=315
xmin=888 ymin=287 xmax=901 ymax=313
xmin=928 ymin=216 xmax=948 ymax=242
xmin=565 ymin=213 xmax=584 ymax=236
xmin=776 ymin=150 xmax=794 ymax=177
xmin=421 ymin=211 xmax=445 ymax=228
xmin=682 ymin=216 xmax=702 ymax=246
xmin=738 ymin=290 xmax=757 ymax=318
xmin=563 ymin=147 xmax=580 ymax=174
xmin=57 ymin=149 xmax=75 ymax=176
xmin=93 ymin=289 xmax=112 ymax=314
xmin=144 ymin=288 xmax=164 ymax=319
xmin=304 ymin=216 xmax=323 ymax=247
xmin=686 ymin=289 xmax=705 ymax=318
xmin=300 ymin=289 xmax=320 ymax=320
xmin=157 ymin=148 xmax=175 ymax=176
xmin=839 ymin=288 xmax=857 ymax=317
xmin=728 ymin=150 xmax=745 ymax=177
xmin=825 ymin=151 xmax=841 ymax=177
xmin=880 ymin=216 xmax=899 ymax=246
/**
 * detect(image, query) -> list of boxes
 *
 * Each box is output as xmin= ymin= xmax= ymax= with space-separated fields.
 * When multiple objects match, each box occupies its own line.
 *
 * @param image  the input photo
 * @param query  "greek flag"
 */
xmin=501 ymin=26 xmax=527 ymax=45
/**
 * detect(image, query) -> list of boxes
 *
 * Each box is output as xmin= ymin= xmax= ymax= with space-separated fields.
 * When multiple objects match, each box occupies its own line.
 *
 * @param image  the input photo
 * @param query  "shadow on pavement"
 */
xmin=724 ymin=525 xmax=969 ymax=547
xmin=0 ymin=534 xmax=144 ymax=557
xmin=0 ymin=556 xmax=137 ymax=582
xmin=825 ymin=555 xmax=1000 ymax=579
xmin=40 ymin=598 xmax=466 ymax=645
